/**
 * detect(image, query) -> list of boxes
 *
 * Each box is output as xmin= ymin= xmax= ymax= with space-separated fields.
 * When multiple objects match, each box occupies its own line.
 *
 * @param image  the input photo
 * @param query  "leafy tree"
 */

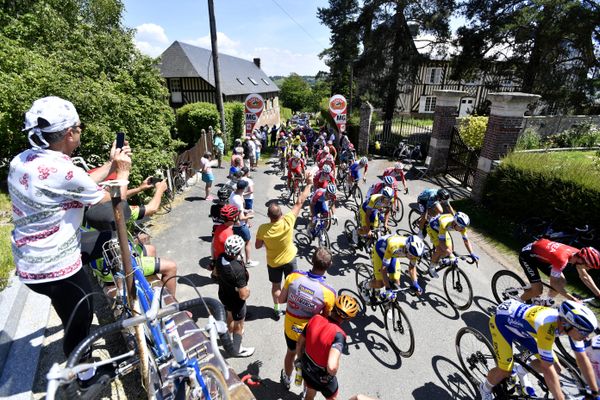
xmin=453 ymin=0 xmax=600 ymax=114
xmin=310 ymin=71 xmax=333 ymax=111
xmin=0 ymin=0 xmax=178 ymax=185
xmin=279 ymin=73 xmax=313 ymax=112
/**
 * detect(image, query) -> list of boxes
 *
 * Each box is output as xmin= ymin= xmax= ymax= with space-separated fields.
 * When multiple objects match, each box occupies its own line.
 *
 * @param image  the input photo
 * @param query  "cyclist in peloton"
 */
xmin=313 ymin=164 xmax=336 ymax=189
xmin=382 ymin=162 xmax=409 ymax=194
xmin=318 ymin=147 xmax=336 ymax=173
xmin=315 ymin=144 xmax=330 ymax=164
xmin=361 ymin=233 xmax=426 ymax=302
xmin=348 ymin=157 xmax=369 ymax=187
xmin=295 ymin=294 xmax=360 ymax=400
xmin=426 ymin=211 xmax=478 ymax=278
xmin=416 ymin=188 xmax=454 ymax=236
xmin=518 ymin=239 xmax=600 ymax=303
xmin=353 ymin=187 xmax=394 ymax=245
xmin=365 ymin=175 xmax=398 ymax=200
xmin=287 ymin=151 xmax=306 ymax=190
xmin=309 ymin=184 xmax=338 ymax=236
xmin=277 ymin=132 xmax=289 ymax=158
xmin=479 ymin=299 xmax=600 ymax=400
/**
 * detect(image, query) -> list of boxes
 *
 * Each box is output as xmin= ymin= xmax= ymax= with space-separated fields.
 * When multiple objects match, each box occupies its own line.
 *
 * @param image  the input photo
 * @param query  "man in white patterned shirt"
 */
xmin=8 ymin=96 xmax=130 ymax=378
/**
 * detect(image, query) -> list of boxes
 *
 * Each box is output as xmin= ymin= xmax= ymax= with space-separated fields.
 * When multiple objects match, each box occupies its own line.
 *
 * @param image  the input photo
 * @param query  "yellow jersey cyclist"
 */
xmin=426 ymin=212 xmax=478 ymax=278
xmin=353 ymin=187 xmax=394 ymax=244
xmin=480 ymin=299 xmax=600 ymax=400
xmin=360 ymin=234 xmax=426 ymax=303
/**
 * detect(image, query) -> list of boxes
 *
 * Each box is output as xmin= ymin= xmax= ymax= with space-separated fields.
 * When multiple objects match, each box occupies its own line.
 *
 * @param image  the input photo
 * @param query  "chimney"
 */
xmin=253 ymin=58 xmax=261 ymax=69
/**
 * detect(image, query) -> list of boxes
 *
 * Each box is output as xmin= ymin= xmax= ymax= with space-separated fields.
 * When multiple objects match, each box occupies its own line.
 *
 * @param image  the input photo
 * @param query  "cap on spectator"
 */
xmin=23 ymin=96 xmax=80 ymax=148
xmin=237 ymin=179 xmax=249 ymax=190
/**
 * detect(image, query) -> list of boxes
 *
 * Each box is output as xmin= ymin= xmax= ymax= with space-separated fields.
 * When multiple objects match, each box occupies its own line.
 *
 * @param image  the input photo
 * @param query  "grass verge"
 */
xmin=0 ymin=192 xmax=14 ymax=290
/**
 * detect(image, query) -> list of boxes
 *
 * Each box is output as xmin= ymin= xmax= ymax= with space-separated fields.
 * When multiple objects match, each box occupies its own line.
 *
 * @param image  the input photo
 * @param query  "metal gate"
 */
xmin=369 ymin=116 xmax=432 ymax=156
xmin=446 ymin=127 xmax=480 ymax=187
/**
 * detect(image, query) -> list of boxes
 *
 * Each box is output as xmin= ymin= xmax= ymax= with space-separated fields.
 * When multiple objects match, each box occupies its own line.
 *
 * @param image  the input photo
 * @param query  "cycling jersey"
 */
xmin=372 ymin=234 xmax=415 ymax=281
xmin=317 ymin=154 xmax=335 ymax=170
xmin=585 ymin=336 xmax=600 ymax=387
xmin=417 ymin=188 xmax=439 ymax=212
xmin=525 ymin=239 xmax=578 ymax=276
xmin=349 ymin=161 xmax=368 ymax=180
xmin=427 ymin=213 xmax=467 ymax=247
xmin=359 ymin=194 xmax=389 ymax=228
xmin=383 ymin=167 xmax=406 ymax=185
xmin=490 ymin=299 xmax=584 ymax=371
xmin=287 ymin=157 xmax=305 ymax=175
xmin=310 ymin=188 xmax=335 ymax=215
xmin=313 ymin=171 xmax=335 ymax=189
xmin=283 ymin=271 xmax=336 ymax=341
xmin=366 ymin=179 xmax=398 ymax=199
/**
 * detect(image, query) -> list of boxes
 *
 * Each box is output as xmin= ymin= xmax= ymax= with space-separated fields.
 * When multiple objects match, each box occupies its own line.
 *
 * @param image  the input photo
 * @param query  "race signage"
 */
xmin=328 ymin=94 xmax=347 ymax=133
xmin=244 ymin=93 xmax=264 ymax=135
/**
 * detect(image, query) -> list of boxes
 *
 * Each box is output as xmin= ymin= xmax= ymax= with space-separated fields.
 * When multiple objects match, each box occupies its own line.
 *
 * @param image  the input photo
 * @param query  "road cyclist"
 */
xmin=415 ymin=187 xmax=454 ymax=236
xmin=287 ymin=150 xmax=306 ymax=191
xmin=313 ymin=164 xmax=336 ymax=189
xmin=308 ymin=184 xmax=338 ymax=238
xmin=382 ymin=162 xmax=409 ymax=194
xmin=352 ymin=188 xmax=394 ymax=247
xmin=479 ymin=298 xmax=600 ymax=400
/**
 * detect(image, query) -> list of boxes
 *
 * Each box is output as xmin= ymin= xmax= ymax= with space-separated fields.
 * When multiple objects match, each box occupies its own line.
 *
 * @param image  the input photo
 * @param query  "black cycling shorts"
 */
xmin=519 ymin=249 xmax=549 ymax=284
xmin=302 ymin=357 xmax=338 ymax=399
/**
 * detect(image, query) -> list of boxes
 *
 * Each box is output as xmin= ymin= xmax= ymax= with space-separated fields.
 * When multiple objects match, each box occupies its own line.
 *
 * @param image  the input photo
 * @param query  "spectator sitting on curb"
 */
xmin=255 ymin=171 xmax=313 ymax=319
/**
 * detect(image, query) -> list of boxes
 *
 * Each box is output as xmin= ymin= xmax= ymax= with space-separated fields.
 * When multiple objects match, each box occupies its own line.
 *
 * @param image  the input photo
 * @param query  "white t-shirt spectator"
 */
xmin=8 ymin=149 xmax=106 ymax=283
xmin=228 ymin=192 xmax=246 ymax=226
xmin=241 ymin=177 xmax=254 ymax=200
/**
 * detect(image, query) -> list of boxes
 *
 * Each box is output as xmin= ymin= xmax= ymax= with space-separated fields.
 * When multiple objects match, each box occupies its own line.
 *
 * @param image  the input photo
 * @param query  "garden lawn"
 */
xmin=0 ymin=193 xmax=13 ymax=290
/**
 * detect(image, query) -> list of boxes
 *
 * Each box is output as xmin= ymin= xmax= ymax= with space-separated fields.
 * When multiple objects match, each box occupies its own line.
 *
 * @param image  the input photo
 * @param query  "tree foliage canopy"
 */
xmin=453 ymin=0 xmax=600 ymax=114
xmin=0 ymin=0 xmax=178 ymax=184
xmin=278 ymin=73 xmax=331 ymax=113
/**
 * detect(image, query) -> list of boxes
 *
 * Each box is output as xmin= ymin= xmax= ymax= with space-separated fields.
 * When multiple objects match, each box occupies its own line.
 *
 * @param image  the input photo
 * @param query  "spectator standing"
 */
xmin=240 ymin=167 xmax=255 ymax=211
xmin=270 ymin=125 xmax=278 ymax=148
xmin=248 ymin=135 xmax=257 ymax=171
xmin=216 ymin=235 xmax=255 ymax=357
xmin=255 ymin=172 xmax=313 ymax=319
xmin=253 ymin=134 xmax=262 ymax=169
xmin=211 ymin=204 xmax=239 ymax=279
xmin=230 ymin=146 xmax=244 ymax=178
xmin=199 ymin=152 xmax=214 ymax=201
xmin=9 ymin=96 xmax=131 ymax=376
xmin=229 ymin=180 xmax=259 ymax=267
xmin=296 ymin=295 xmax=360 ymax=400
xmin=242 ymin=136 xmax=252 ymax=168
xmin=213 ymin=130 xmax=225 ymax=169
xmin=260 ymin=125 xmax=268 ymax=150
xmin=278 ymin=248 xmax=336 ymax=390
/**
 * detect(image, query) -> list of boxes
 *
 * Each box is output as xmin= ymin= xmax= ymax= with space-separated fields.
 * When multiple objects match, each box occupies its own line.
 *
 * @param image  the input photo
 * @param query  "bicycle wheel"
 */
xmin=354 ymin=263 xmax=373 ymax=290
xmin=352 ymin=186 xmax=363 ymax=209
xmin=515 ymin=217 xmax=547 ymax=244
xmin=455 ymin=327 xmax=496 ymax=387
xmin=388 ymin=196 xmax=405 ymax=227
xmin=157 ymin=194 xmax=172 ymax=215
xmin=384 ymin=302 xmax=415 ymax=357
xmin=407 ymin=209 xmax=421 ymax=234
xmin=554 ymin=335 xmax=576 ymax=367
xmin=443 ymin=266 xmax=473 ymax=310
xmin=344 ymin=219 xmax=358 ymax=246
xmin=175 ymin=363 xmax=230 ymax=400
xmin=490 ymin=270 xmax=526 ymax=304
xmin=172 ymin=173 xmax=186 ymax=194
xmin=318 ymin=229 xmax=330 ymax=249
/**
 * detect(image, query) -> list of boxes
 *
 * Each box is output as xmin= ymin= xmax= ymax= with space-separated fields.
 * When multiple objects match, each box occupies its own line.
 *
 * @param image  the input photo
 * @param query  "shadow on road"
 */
xmin=472 ymin=295 xmax=497 ymax=317
xmin=237 ymin=361 xmax=303 ymax=400
xmin=184 ymin=196 xmax=204 ymax=202
xmin=430 ymin=355 xmax=477 ymax=400
xmin=178 ymin=273 xmax=216 ymax=288
xmin=246 ymin=305 xmax=279 ymax=322
xmin=460 ymin=310 xmax=492 ymax=340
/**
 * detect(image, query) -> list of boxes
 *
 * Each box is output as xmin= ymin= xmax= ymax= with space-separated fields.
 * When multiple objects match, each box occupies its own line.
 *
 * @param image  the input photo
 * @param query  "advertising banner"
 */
xmin=244 ymin=93 xmax=265 ymax=135
xmin=328 ymin=94 xmax=347 ymax=133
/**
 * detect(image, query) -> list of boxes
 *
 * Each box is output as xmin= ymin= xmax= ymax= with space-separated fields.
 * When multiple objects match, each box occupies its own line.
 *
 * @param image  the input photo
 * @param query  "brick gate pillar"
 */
xmin=358 ymin=101 xmax=373 ymax=155
xmin=428 ymin=90 xmax=467 ymax=174
xmin=471 ymin=92 xmax=541 ymax=201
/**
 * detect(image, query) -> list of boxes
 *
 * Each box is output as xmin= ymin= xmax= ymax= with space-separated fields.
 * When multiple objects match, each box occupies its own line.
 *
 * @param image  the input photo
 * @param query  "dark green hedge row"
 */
xmin=175 ymin=102 xmax=244 ymax=150
xmin=483 ymin=152 xmax=600 ymax=229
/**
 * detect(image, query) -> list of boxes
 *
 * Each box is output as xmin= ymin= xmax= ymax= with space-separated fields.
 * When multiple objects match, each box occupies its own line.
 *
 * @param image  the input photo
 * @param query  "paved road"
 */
xmin=152 ymin=157 xmax=512 ymax=400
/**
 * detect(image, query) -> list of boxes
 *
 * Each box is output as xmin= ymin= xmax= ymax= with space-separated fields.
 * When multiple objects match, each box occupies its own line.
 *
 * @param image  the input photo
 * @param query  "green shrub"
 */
xmin=0 ymin=193 xmax=13 ymax=290
xmin=175 ymin=103 xmax=220 ymax=148
xmin=515 ymin=128 xmax=542 ymax=150
xmin=457 ymin=116 xmax=488 ymax=150
xmin=484 ymin=151 xmax=600 ymax=229
xmin=280 ymin=106 xmax=293 ymax=123
xmin=223 ymin=102 xmax=244 ymax=148
xmin=543 ymin=122 xmax=600 ymax=148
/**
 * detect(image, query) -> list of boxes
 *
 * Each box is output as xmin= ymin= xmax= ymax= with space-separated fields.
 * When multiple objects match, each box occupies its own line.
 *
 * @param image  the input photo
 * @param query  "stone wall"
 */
xmin=522 ymin=115 xmax=600 ymax=137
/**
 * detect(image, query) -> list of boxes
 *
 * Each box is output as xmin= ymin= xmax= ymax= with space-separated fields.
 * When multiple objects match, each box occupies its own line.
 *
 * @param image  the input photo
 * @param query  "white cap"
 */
xmin=23 ymin=96 xmax=79 ymax=148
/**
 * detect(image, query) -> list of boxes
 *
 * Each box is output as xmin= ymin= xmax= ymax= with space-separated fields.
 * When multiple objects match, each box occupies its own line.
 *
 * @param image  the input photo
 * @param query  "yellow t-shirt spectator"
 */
xmin=256 ymin=212 xmax=297 ymax=267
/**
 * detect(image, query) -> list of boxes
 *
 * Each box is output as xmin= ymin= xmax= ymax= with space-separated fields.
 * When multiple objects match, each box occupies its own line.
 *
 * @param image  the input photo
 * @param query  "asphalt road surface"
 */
xmin=151 ymin=156 xmax=513 ymax=400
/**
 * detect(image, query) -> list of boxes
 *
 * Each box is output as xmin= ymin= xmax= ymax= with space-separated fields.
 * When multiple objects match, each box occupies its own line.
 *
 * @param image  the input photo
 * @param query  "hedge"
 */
xmin=483 ymin=152 xmax=600 ymax=229
xmin=175 ymin=101 xmax=244 ymax=150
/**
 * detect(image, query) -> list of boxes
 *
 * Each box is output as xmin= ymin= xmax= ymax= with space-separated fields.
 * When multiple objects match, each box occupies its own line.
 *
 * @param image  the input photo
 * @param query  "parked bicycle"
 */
xmin=349 ymin=262 xmax=415 ymax=357
xmin=515 ymin=209 xmax=596 ymax=247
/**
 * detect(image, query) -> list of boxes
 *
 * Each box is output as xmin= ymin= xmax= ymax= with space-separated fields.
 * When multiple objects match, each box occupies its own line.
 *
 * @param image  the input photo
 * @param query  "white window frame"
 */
xmin=170 ymin=78 xmax=181 ymax=92
xmin=424 ymin=96 xmax=436 ymax=112
xmin=426 ymin=67 xmax=443 ymax=84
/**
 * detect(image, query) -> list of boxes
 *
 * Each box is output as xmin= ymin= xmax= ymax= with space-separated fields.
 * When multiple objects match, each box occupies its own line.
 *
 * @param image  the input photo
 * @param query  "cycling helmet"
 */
xmin=394 ymin=162 xmax=404 ymax=170
xmin=578 ymin=247 xmax=600 ymax=269
xmin=359 ymin=157 xmax=368 ymax=166
xmin=453 ymin=211 xmax=470 ymax=228
xmin=279 ymin=132 xmax=285 ymax=137
xmin=296 ymin=135 xmax=300 ymax=140
xmin=220 ymin=204 xmax=240 ymax=222
xmin=383 ymin=176 xmax=394 ymax=186
xmin=323 ymin=146 xmax=330 ymax=154
xmin=217 ymin=187 xmax=230 ymax=202
xmin=322 ymin=165 xmax=332 ymax=174
xmin=559 ymin=300 xmax=598 ymax=334
xmin=224 ymin=235 xmax=245 ymax=256
xmin=293 ymin=150 xmax=301 ymax=158
xmin=326 ymin=183 xmax=337 ymax=195
xmin=381 ymin=186 xmax=394 ymax=199
xmin=437 ymin=188 xmax=450 ymax=201
xmin=334 ymin=294 xmax=359 ymax=319
xmin=405 ymin=235 xmax=425 ymax=258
